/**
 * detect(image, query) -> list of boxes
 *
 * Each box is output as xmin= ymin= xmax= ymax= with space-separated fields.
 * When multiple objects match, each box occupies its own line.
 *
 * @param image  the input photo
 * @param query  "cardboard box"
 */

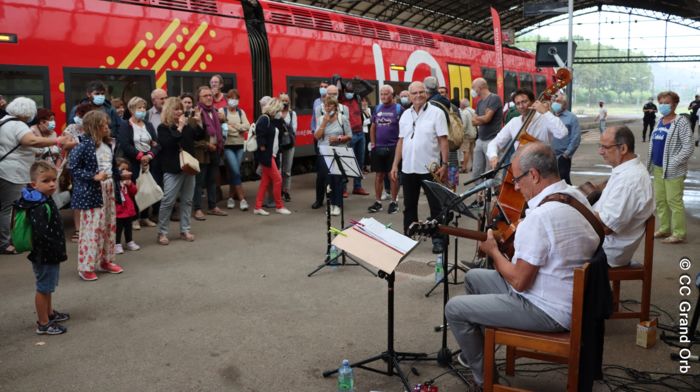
xmin=636 ymin=318 xmax=657 ymax=348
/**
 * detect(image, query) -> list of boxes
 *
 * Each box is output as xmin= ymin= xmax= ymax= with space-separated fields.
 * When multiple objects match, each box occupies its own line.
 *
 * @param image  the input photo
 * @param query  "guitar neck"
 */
xmin=437 ymin=225 xmax=487 ymax=241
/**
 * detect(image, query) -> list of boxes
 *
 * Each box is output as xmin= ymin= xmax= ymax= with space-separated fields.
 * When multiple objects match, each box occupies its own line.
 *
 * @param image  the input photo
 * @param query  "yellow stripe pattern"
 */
xmin=118 ymin=40 xmax=146 ymax=69
xmin=182 ymin=45 xmax=205 ymax=71
xmin=155 ymin=19 xmax=180 ymax=50
xmin=185 ymin=22 xmax=208 ymax=52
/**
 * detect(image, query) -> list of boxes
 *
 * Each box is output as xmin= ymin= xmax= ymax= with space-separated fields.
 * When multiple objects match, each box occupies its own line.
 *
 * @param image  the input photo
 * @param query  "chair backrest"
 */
xmin=568 ymin=263 xmax=590 ymax=358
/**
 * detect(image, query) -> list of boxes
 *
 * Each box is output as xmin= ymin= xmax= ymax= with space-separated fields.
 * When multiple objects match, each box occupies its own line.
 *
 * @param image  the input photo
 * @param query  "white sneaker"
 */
xmin=254 ymin=208 xmax=269 ymax=216
xmin=239 ymin=199 xmax=249 ymax=211
xmin=330 ymin=205 xmax=341 ymax=216
xmin=226 ymin=197 xmax=235 ymax=209
xmin=126 ymin=241 xmax=141 ymax=251
xmin=115 ymin=244 xmax=124 ymax=255
xmin=132 ymin=221 xmax=141 ymax=231
xmin=276 ymin=207 xmax=292 ymax=215
xmin=381 ymin=191 xmax=390 ymax=201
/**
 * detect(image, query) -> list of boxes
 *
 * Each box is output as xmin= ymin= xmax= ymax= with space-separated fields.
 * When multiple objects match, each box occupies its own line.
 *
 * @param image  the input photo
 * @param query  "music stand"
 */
xmin=322 ymin=222 xmax=432 ymax=390
xmin=308 ymin=146 xmax=374 ymax=277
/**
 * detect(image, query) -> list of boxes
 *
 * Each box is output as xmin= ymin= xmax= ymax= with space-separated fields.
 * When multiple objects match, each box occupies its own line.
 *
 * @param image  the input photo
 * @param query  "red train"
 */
xmin=0 ymin=0 xmax=552 ymax=161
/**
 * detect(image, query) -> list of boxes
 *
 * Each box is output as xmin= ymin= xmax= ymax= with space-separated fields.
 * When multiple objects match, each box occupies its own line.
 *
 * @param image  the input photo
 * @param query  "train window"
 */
xmin=64 ymin=68 xmax=155 ymax=111
xmin=504 ymin=71 xmax=518 ymax=100
xmin=481 ymin=68 xmax=496 ymax=91
xmin=535 ymin=75 xmax=548 ymax=97
xmin=166 ymin=72 xmax=236 ymax=98
xmin=287 ymin=77 xmax=328 ymax=115
xmin=519 ymin=73 xmax=534 ymax=92
xmin=364 ymin=80 xmax=379 ymax=107
xmin=0 ymin=65 xmax=50 ymax=108
xmin=385 ymin=81 xmax=410 ymax=99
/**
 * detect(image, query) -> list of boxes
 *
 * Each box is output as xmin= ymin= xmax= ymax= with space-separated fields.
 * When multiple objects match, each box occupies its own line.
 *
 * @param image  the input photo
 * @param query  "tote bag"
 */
xmin=135 ymin=170 xmax=164 ymax=210
xmin=179 ymin=149 xmax=200 ymax=175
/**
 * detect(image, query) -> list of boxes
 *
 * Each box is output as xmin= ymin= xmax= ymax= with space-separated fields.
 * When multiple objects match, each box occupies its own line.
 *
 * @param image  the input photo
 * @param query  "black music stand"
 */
xmin=308 ymin=146 xmax=374 ymax=277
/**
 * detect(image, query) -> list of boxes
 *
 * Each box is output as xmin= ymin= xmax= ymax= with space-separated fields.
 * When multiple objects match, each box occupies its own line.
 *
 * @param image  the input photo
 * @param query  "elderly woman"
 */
xmin=0 ymin=98 xmax=75 ymax=254
xmin=30 ymin=108 xmax=62 ymax=167
xmin=253 ymin=98 xmax=291 ymax=216
xmin=314 ymin=95 xmax=352 ymax=216
xmin=156 ymin=97 xmax=205 ymax=245
xmin=647 ymin=90 xmax=695 ymax=244
xmin=278 ymin=93 xmax=297 ymax=202
xmin=220 ymin=89 xmax=250 ymax=210
xmin=118 ymin=96 xmax=162 ymax=229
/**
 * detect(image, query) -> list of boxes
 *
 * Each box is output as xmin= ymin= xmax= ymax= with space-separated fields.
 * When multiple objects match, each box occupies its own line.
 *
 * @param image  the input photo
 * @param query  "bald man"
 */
xmin=470 ymin=78 xmax=503 ymax=189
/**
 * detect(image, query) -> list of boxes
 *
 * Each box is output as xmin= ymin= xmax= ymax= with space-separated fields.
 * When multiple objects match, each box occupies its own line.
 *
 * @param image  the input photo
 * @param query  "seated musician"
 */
xmin=486 ymin=88 xmax=568 ymax=169
xmin=592 ymin=126 xmax=653 ymax=267
xmin=445 ymin=143 xmax=599 ymax=388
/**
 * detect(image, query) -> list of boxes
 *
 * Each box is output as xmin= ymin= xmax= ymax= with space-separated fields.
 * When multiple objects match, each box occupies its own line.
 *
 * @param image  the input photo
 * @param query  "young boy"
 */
xmin=16 ymin=161 xmax=69 ymax=334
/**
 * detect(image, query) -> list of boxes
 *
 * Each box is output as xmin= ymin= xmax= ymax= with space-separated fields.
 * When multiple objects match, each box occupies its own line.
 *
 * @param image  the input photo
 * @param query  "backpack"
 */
xmin=430 ymin=100 xmax=464 ymax=151
xmin=12 ymin=204 xmax=51 ymax=253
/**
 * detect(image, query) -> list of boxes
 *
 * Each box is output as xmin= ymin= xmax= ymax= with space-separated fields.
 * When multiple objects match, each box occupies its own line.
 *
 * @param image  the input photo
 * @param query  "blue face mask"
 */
xmin=344 ymin=92 xmax=354 ymax=100
xmin=221 ymin=123 xmax=229 ymax=132
xmin=47 ymin=120 xmax=56 ymax=131
xmin=400 ymin=97 xmax=409 ymax=105
xmin=319 ymin=87 xmax=327 ymax=96
xmin=135 ymin=110 xmax=146 ymax=120
xmin=551 ymin=102 xmax=562 ymax=113
xmin=658 ymin=103 xmax=672 ymax=116
xmin=73 ymin=116 xmax=83 ymax=125
xmin=92 ymin=94 xmax=106 ymax=106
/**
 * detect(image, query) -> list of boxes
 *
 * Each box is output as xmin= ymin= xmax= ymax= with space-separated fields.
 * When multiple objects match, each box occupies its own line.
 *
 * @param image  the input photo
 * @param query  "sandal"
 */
xmin=207 ymin=208 xmax=228 ymax=216
xmin=1 ymin=245 xmax=17 ymax=255
xmin=157 ymin=234 xmax=169 ymax=245
xmin=71 ymin=231 xmax=80 ymax=243
xmin=180 ymin=232 xmax=195 ymax=242
xmin=193 ymin=210 xmax=206 ymax=221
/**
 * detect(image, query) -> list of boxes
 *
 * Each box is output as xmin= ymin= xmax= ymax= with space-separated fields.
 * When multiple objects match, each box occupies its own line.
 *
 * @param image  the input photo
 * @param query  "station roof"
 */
xmin=289 ymin=0 xmax=699 ymax=42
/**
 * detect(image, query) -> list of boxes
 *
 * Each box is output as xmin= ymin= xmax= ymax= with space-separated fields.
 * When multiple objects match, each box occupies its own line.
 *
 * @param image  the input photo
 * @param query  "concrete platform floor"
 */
xmin=1 ymin=119 xmax=699 ymax=391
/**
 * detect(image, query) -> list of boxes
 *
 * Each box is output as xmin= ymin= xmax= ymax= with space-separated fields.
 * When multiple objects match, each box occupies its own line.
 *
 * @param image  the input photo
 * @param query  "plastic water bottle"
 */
xmin=337 ymin=359 xmax=355 ymax=391
xmin=329 ymin=245 xmax=339 ymax=262
xmin=435 ymin=254 xmax=444 ymax=283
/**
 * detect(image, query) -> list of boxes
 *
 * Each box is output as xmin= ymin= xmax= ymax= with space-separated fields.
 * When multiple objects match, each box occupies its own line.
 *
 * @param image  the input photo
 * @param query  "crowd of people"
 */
xmin=0 ymin=73 xmax=696 ymax=387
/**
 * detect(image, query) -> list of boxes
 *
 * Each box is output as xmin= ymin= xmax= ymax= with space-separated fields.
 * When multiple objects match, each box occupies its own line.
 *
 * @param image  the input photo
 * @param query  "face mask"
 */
xmin=551 ymin=102 xmax=562 ymax=113
xmin=328 ymin=110 xmax=336 ymax=117
xmin=319 ymin=87 xmax=327 ymax=96
xmin=344 ymin=92 xmax=354 ymax=100
xmin=658 ymin=103 xmax=672 ymax=116
xmin=221 ymin=123 xmax=229 ymax=132
xmin=47 ymin=121 xmax=56 ymax=131
xmin=228 ymin=99 xmax=238 ymax=107
xmin=135 ymin=110 xmax=146 ymax=120
xmin=274 ymin=112 xmax=283 ymax=120
xmin=471 ymin=89 xmax=478 ymax=98
xmin=92 ymin=94 xmax=106 ymax=106
xmin=400 ymin=97 xmax=409 ymax=105
xmin=73 ymin=116 xmax=83 ymax=125
xmin=283 ymin=102 xmax=289 ymax=108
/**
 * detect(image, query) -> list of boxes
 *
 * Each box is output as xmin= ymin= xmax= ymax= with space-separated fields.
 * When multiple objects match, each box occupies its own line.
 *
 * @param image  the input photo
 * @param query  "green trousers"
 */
xmin=653 ymin=166 xmax=686 ymax=238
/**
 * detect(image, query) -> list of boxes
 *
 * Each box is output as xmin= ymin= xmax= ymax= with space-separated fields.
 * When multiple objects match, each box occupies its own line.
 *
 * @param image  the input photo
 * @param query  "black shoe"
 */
xmin=387 ymin=201 xmax=399 ymax=214
xmin=36 ymin=321 xmax=67 ymax=335
xmin=282 ymin=191 xmax=291 ymax=202
xmin=432 ymin=242 xmax=444 ymax=254
xmin=49 ymin=310 xmax=70 ymax=323
xmin=367 ymin=201 xmax=382 ymax=213
xmin=311 ymin=201 xmax=324 ymax=209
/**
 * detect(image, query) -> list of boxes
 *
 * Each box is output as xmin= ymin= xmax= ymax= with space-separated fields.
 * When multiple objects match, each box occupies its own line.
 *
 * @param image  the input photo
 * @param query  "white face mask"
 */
xmin=228 ymin=99 xmax=238 ymax=107
xmin=73 ymin=116 xmax=83 ymax=125
xmin=274 ymin=112 xmax=283 ymax=120
xmin=470 ymin=88 xmax=478 ymax=98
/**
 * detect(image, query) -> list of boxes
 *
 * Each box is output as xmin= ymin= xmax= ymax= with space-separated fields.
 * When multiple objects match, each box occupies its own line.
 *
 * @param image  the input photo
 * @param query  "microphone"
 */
xmin=459 ymin=179 xmax=497 ymax=200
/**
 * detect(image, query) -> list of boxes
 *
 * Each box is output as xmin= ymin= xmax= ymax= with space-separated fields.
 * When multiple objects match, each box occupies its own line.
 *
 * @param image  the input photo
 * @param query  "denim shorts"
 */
xmin=32 ymin=262 xmax=60 ymax=293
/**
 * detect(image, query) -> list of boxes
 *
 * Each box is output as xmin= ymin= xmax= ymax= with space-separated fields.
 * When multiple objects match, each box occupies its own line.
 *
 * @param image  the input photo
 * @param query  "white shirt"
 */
xmin=131 ymin=120 xmax=152 ymax=153
xmin=593 ymin=157 xmax=653 ymax=267
xmin=513 ymin=180 xmax=600 ymax=329
xmin=486 ymin=111 xmax=568 ymax=159
xmin=96 ymin=142 xmax=113 ymax=177
xmin=0 ymin=116 xmax=35 ymax=184
xmin=398 ymin=103 xmax=448 ymax=174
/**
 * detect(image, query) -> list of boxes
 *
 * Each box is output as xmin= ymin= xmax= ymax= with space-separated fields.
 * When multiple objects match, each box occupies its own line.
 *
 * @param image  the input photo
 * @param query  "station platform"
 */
xmin=0 ymin=118 xmax=698 ymax=391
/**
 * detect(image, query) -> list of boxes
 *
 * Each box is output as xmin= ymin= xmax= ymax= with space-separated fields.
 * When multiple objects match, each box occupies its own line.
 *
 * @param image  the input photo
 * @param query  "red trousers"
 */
xmin=255 ymin=159 xmax=284 ymax=209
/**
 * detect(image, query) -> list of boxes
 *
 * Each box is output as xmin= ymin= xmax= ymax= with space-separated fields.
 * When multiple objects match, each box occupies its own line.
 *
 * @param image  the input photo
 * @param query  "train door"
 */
xmin=447 ymin=63 xmax=472 ymax=105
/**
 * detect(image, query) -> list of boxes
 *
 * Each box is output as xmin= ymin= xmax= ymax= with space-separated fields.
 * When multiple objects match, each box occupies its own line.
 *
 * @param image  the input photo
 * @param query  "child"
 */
xmin=68 ymin=110 xmax=123 ymax=281
xmin=15 ymin=161 xmax=69 ymax=334
xmin=115 ymin=158 xmax=140 ymax=254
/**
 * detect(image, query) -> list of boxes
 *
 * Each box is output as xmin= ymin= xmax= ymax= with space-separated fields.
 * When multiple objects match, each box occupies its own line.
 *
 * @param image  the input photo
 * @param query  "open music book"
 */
xmin=332 ymin=217 xmax=419 ymax=274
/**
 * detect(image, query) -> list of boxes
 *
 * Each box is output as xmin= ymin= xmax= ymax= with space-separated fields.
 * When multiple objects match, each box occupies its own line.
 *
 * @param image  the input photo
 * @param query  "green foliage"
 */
xmin=515 ymin=35 xmax=653 ymax=106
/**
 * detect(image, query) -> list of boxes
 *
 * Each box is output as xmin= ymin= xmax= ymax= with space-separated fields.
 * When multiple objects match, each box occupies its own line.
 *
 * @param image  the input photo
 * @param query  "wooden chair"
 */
xmin=608 ymin=215 xmax=654 ymax=322
xmin=483 ymin=263 xmax=589 ymax=392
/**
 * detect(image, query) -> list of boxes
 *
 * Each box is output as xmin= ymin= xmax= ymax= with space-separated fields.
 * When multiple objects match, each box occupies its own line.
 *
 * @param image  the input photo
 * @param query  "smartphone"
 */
xmin=328 ymin=110 xmax=336 ymax=117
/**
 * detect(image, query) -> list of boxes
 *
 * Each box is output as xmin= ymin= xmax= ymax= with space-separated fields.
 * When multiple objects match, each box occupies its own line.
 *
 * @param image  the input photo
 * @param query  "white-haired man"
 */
xmin=368 ymin=84 xmax=402 ymax=215
xmin=147 ymin=88 xmax=167 ymax=130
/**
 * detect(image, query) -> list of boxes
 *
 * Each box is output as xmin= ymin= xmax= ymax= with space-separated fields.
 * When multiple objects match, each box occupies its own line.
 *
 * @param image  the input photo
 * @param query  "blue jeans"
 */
xmin=223 ymin=146 xmax=244 ymax=186
xmin=349 ymin=132 xmax=365 ymax=189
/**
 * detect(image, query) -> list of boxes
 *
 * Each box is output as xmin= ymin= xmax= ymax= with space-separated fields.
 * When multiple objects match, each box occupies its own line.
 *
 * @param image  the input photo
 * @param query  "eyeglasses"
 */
xmin=597 ymin=143 xmax=620 ymax=150
xmin=512 ymin=170 xmax=530 ymax=185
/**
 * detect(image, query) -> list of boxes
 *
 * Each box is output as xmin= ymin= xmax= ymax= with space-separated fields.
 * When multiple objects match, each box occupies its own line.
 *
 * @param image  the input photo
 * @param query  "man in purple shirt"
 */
xmin=368 ymin=85 xmax=402 ymax=214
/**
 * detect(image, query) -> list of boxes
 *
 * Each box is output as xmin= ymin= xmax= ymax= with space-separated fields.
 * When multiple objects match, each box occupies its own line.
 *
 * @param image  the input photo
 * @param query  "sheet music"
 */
xmin=318 ymin=145 xmax=362 ymax=178
xmin=355 ymin=217 xmax=417 ymax=255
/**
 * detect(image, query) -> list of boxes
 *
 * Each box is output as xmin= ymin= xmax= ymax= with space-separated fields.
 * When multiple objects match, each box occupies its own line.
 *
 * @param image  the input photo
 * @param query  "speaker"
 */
xmin=535 ymin=42 xmax=576 ymax=67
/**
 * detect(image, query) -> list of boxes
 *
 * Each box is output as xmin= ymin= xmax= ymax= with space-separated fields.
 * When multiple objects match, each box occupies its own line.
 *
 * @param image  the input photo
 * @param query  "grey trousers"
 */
xmin=445 ymin=269 xmax=564 ymax=385
xmin=280 ymin=147 xmax=295 ymax=192
xmin=470 ymin=138 xmax=490 ymax=183
xmin=158 ymin=172 xmax=195 ymax=236
xmin=0 ymin=178 xmax=24 ymax=250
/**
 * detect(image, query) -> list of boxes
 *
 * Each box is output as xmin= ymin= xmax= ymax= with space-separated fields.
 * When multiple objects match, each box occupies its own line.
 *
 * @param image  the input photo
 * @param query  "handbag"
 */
xmin=244 ymin=122 xmax=258 ymax=152
xmin=135 ymin=170 xmax=164 ymax=210
xmin=179 ymin=149 xmax=200 ymax=175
